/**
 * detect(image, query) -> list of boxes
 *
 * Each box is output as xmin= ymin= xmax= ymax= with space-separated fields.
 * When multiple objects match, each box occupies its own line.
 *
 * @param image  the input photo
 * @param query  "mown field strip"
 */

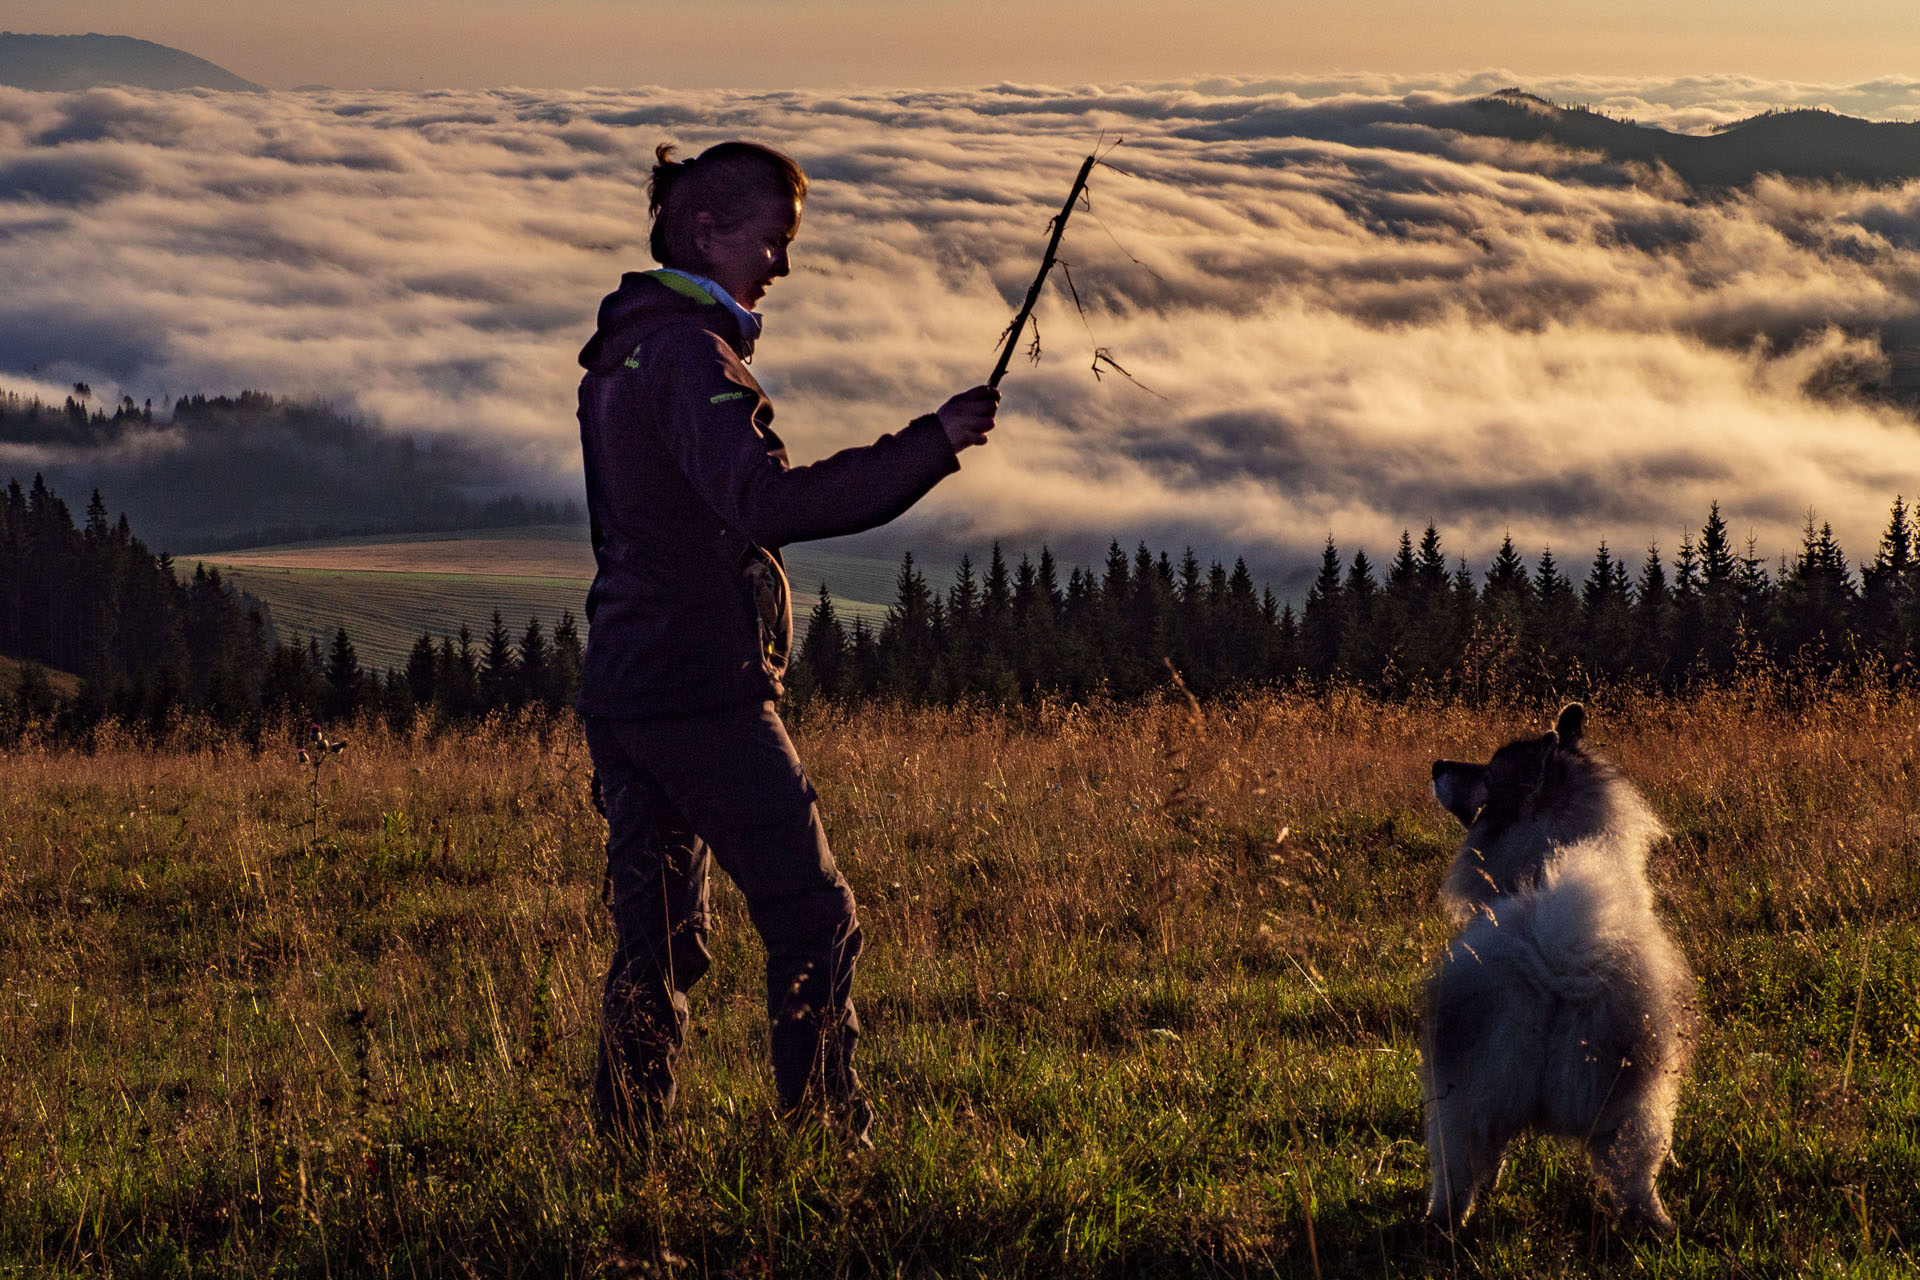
xmin=195 ymin=564 xmax=591 ymax=672
xmin=187 ymin=527 xmax=908 ymax=612
xmin=202 ymin=536 xmax=598 ymax=580
xmin=192 ymin=554 xmax=892 ymax=672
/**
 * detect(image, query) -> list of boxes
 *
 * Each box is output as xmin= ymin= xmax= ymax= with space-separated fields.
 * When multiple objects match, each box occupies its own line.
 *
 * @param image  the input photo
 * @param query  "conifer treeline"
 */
xmin=7 ymin=472 xmax=1916 ymax=737
xmin=0 ymin=475 xmax=580 ymax=738
xmin=789 ymin=499 xmax=1913 ymax=705
xmin=0 ymin=385 xmax=156 ymax=445
xmin=256 ymin=610 xmax=583 ymax=734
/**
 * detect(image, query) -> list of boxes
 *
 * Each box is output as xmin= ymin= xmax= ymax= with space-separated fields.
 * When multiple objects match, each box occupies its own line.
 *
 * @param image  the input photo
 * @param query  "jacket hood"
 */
xmin=578 ymin=270 xmax=748 ymax=372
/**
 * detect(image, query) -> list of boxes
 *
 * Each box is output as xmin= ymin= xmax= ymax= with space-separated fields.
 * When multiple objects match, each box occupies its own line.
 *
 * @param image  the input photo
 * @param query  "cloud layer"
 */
xmin=5 ymin=73 xmax=1920 ymax=585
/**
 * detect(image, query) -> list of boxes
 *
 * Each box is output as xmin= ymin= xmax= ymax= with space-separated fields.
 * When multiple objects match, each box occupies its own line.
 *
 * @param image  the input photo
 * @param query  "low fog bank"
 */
xmin=5 ymin=73 xmax=1920 ymax=578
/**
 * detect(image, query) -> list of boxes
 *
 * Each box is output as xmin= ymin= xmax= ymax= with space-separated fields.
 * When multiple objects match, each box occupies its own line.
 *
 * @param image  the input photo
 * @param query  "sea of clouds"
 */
xmin=5 ymin=70 xmax=1920 ymax=582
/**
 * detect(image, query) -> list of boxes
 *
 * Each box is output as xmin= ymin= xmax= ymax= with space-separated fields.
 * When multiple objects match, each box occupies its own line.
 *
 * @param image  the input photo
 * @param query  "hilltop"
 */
xmin=1466 ymin=89 xmax=1920 ymax=187
xmin=0 ymin=32 xmax=262 ymax=92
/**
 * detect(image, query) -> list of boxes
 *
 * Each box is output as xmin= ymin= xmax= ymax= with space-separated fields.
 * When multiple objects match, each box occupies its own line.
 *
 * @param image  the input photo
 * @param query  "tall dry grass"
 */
xmin=0 ymin=680 xmax=1914 ymax=1276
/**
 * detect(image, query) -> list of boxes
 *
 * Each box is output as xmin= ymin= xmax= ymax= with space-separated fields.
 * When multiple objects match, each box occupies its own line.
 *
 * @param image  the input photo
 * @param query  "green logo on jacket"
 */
xmin=710 ymin=390 xmax=751 ymax=405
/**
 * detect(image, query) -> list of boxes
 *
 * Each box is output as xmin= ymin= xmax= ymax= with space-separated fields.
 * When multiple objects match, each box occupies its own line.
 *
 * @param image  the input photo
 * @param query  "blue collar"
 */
xmin=659 ymin=268 xmax=765 ymax=347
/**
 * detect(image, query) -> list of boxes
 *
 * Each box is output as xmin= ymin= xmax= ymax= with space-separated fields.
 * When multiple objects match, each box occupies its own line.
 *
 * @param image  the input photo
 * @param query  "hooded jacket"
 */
xmin=576 ymin=270 xmax=960 ymax=719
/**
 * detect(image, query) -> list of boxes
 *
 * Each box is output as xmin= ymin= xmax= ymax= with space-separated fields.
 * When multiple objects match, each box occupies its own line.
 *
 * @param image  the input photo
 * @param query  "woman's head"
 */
xmin=649 ymin=141 xmax=807 ymax=308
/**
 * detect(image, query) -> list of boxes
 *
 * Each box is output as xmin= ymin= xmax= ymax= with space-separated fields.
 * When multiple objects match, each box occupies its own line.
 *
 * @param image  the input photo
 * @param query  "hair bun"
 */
xmin=649 ymin=144 xmax=687 ymax=217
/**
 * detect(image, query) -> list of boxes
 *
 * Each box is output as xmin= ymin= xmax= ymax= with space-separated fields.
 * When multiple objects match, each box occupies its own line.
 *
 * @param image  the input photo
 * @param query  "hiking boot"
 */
xmin=784 ymin=1090 xmax=875 ymax=1151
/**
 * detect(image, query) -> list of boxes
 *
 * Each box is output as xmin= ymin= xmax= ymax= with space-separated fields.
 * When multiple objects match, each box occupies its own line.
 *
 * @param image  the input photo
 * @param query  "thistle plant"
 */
xmin=295 ymin=721 xmax=348 ymax=853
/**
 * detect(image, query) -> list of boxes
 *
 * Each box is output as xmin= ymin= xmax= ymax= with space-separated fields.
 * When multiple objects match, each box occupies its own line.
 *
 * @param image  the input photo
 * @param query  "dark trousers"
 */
xmin=583 ymin=702 xmax=862 ymax=1132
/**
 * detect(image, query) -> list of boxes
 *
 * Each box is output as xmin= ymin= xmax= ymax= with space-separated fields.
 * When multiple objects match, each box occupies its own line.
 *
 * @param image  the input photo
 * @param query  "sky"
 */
xmin=7 ymin=8 xmax=1920 ymax=587
xmin=8 ymin=0 xmax=1920 ymax=90
xmin=7 ymin=72 xmax=1920 ymax=588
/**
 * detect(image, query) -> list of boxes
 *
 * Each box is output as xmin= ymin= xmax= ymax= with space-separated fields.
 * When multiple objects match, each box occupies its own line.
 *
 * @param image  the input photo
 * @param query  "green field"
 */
xmin=186 ymin=527 xmax=898 ymax=671
xmin=195 ymin=563 xmax=594 ymax=671
xmin=0 ymin=683 xmax=1913 ymax=1275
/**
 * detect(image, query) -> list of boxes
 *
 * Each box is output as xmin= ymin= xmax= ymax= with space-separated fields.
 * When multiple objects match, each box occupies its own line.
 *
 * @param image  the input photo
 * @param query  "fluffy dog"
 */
xmin=1422 ymin=704 xmax=1696 ymax=1233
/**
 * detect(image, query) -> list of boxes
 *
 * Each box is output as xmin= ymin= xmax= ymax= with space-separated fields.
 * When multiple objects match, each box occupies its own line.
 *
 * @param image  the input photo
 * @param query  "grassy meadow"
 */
xmin=185 ymin=527 xmax=894 ymax=671
xmin=0 ymin=681 xmax=1915 ymax=1276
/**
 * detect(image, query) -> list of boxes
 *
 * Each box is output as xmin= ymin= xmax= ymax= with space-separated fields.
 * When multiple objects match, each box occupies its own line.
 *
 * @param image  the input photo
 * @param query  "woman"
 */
xmin=575 ymin=140 xmax=997 ymax=1144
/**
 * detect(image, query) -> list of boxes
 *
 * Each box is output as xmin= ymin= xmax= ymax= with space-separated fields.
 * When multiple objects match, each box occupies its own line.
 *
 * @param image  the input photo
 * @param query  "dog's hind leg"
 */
xmin=1588 ymin=1113 xmax=1675 ymax=1235
xmin=1422 ymin=952 xmax=1534 ymax=1229
xmin=1424 ymin=1091 xmax=1514 ymax=1228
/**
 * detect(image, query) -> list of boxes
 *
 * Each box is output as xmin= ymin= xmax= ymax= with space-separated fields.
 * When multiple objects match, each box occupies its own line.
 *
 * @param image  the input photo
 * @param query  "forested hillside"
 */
xmin=0 ymin=475 xmax=269 ymax=727
xmin=0 ymin=386 xmax=580 ymax=550
xmin=0 ymin=475 xmax=582 ymax=738
xmin=1463 ymin=91 xmax=1920 ymax=188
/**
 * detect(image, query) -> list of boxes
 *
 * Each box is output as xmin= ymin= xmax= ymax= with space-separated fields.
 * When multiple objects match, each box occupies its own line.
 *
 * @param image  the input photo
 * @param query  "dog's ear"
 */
xmin=1554 ymin=703 xmax=1585 ymax=748
xmin=1432 ymin=761 xmax=1489 ymax=826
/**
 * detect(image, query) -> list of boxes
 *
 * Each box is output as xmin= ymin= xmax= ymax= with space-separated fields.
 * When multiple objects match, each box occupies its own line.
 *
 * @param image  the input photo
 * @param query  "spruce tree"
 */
xmin=1037 ymin=546 xmax=1063 ymax=618
xmin=405 ymin=632 xmax=437 ymax=708
xmin=518 ymin=617 xmax=550 ymax=709
xmin=1670 ymin=533 xmax=1704 ymax=674
xmin=1862 ymin=496 xmax=1915 ymax=671
xmin=1223 ymin=557 xmax=1264 ymax=684
xmin=797 ymin=584 xmax=848 ymax=699
xmin=878 ymin=552 xmax=935 ymax=699
xmin=1699 ymin=502 xmax=1737 ymax=585
xmin=379 ymin=667 xmax=414 ymax=732
xmin=1272 ymin=603 xmax=1301 ymax=680
xmin=1410 ymin=523 xmax=1465 ymax=683
xmin=1630 ymin=543 xmax=1671 ymax=681
xmin=1379 ymin=530 xmax=1420 ymax=688
xmin=1776 ymin=512 xmax=1856 ymax=664
xmin=846 ymin=615 xmax=878 ymax=695
xmin=550 ymin=612 xmax=584 ymax=709
xmin=1338 ymin=550 xmax=1383 ymax=684
xmin=324 ymin=627 xmax=361 ymax=722
xmin=1695 ymin=504 xmax=1742 ymax=673
xmin=480 ymin=611 xmax=517 ymax=710
xmin=1123 ymin=542 xmax=1169 ymax=694
xmin=1531 ymin=546 xmax=1576 ymax=671
xmin=945 ymin=553 xmax=979 ymax=690
xmin=982 ymin=542 xmax=1012 ymax=655
xmin=1481 ymin=533 xmax=1532 ymax=638
xmin=1580 ymin=541 xmax=1633 ymax=679
xmin=1060 ymin=565 xmax=1101 ymax=697
xmin=1012 ymin=552 xmax=1061 ymax=698
xmin=1301 ymin=536 xmax=1344 ymax=680
xmin=437 ymin=626 xmax=481 ymax=718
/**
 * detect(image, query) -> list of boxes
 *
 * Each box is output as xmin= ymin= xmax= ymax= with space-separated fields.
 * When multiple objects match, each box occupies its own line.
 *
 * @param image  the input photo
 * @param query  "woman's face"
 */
xmin=696 ymin=194 xmax=801 ymax=310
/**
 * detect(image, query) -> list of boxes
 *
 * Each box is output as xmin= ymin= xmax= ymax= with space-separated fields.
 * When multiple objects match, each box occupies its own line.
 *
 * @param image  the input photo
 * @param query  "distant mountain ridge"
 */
xmin=1466 ymin=89 xmax=1920 ymax=188
xmin=0 ymin=32 xmax=262 ymax=92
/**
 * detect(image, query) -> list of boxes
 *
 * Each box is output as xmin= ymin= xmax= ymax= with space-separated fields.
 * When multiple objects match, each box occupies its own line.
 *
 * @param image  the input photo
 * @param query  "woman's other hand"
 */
xmin=936 ymin=385 xmax=1000 ymax=451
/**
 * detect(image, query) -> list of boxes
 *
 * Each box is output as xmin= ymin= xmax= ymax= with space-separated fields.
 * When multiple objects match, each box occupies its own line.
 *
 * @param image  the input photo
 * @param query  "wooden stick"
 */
xmin=988 ymin=153 xmax=1097 ymax=389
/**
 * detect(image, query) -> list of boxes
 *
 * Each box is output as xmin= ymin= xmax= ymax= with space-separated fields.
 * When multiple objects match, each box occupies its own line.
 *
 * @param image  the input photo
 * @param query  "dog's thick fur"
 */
xmin=1422 ymin=704 xmax=1696 ymax=1233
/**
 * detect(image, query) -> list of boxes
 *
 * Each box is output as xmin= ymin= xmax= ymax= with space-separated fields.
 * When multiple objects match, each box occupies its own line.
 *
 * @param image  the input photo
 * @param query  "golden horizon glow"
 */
xmin=6 ymin=0 xmax=1919 ymax=92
